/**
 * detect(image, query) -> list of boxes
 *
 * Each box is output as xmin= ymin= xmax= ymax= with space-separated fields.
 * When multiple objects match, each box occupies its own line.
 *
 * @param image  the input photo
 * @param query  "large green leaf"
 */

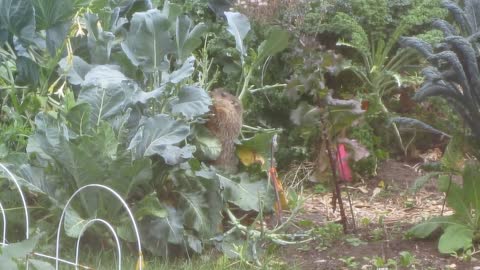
xmin=138 ymin=206 xmax=185 ymax=257
xmin=84 ymin=13 xmax=116 ymax=64
xmin=257 ymin=26 xmax=289 ymax=63
xmin=66 ymin=103 xmax=92 ymax=136
xmin=0 ymin=0 xmax=35 ymax=43
xmin=121 ymin=9 xmax=172 ymax=72
xmin=32 ymin=0 xmax=74 ymax=30
xmin=78 ymin=66 xmax=130 ymax=126
xmin=224 ymin=12 xmax=250 ymax=65
xmin=58 ymin=56 xmax=92 ymax=86
xmin=217 ymin=173 xmax=273 ymax=211
xmin=170 ymin=86 xmax=211 ymax=120
xmin=106 ymin=155 xmax=152 ymax=198
xmin=408 ymin=216 xmax=451 ymax=238
xmin=438 ymin=224 xmax=473 ymax=254
xmin=15 ymin=56 xmax=40 ymax=86
xmin=128 ymin=114 xmax=190 ymax=160
xmin=175 ymin=15 xmax=207 ymax=63
xmin=193 ymin=126 xmax=221 ymax=160
xmin=1 ymin=235 xmax=41 ymax=258
xmin=45 ymin=21 xmax=70 ymax=56
xmin=134 ymin=193 xmax=167 ymax=221
xmin=64 ymin=207 xmax=88 ymax=238
xmin=462 ymin=162 xmax=480 ymax=212
xmin=164 ymin=56 xmax=195 ymax=84
xmin=438 ymin=175 xmax=470 ymax=221
xmin=26 ymin=113 xmax=72 ymax=165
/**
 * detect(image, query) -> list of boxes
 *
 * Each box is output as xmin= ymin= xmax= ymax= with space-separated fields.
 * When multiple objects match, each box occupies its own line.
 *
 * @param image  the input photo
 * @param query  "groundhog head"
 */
xmin=210 ymin=88 xmax=243 ymax=117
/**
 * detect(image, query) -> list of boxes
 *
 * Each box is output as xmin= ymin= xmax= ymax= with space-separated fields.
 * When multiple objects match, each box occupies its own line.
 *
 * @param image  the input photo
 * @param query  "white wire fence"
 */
xmin=0 ymin=163 xmax=143 ymax=270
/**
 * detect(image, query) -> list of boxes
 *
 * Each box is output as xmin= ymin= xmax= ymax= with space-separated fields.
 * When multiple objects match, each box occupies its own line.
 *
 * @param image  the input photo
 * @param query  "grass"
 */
xmin=36 ymin=247 xmax=296 ymax=270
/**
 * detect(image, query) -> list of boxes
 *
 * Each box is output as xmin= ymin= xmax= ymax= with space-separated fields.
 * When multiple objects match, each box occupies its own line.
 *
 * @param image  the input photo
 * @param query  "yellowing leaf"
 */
xmin=236 ymin=146 xmax=265 ymax=166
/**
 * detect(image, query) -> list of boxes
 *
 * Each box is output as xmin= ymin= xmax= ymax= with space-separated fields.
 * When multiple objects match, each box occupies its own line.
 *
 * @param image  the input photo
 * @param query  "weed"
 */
xmin=398 ymin=251 xmax=417 ymax=268
xmin=339 ymin=256 xmax=359 ymax=269
xmin=313 ymin=223 xmax=344 ymax=251
xmin=345 ymin=237 xmax=366 ymax=247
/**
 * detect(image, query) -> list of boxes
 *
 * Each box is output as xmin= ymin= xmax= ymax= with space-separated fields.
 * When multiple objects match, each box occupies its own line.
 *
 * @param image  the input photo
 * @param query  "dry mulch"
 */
xmin=279 ymin=160 xmax=479 ymax=270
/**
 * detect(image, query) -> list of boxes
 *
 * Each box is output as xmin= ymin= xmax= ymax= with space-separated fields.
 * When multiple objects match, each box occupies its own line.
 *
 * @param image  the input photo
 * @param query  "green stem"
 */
xmin=238 ymin=67 xmax=254 ymax=102
xmin=378 ymin=97 xmax=405 ymax=153
xmin=249 ymin=83 xmax=287 ymax=94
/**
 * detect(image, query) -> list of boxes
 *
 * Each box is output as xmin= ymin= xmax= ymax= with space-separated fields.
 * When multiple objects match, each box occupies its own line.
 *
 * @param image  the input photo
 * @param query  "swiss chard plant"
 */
xmin=0 ymin=0 xmax=276 ymax=258
xmin=286 ymin=45 xmax=369 ymax=181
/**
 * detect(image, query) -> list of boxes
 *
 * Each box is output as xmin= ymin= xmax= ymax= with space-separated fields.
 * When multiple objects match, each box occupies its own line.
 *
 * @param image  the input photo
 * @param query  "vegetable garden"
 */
xmin=1 ymin=0 xmax=480 ymax=269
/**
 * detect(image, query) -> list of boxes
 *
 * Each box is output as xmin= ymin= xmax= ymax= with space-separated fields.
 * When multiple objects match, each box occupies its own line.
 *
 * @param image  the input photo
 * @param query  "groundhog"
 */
xmin=206 ymin=88 xmax=243 ymax=172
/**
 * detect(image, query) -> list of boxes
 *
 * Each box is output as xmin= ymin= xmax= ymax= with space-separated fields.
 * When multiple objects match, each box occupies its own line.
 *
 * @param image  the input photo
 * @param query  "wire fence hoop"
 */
xmin=0 ymin=163 xmax=144 ymax=270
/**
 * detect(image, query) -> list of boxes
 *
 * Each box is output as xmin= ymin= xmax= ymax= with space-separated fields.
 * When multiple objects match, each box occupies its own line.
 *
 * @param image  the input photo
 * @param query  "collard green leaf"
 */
xmin=0 ymin=0 xmax=35 ymax=43
xmin=32 ymin=0 xmax=74 ymax=30
xmin=121 ymin=9 xmax=172 ymax=72
xmin=175 ymin=15 xmax=207 ymax=63
xmin=224 ymin=12 xmax=250 ymax=65
xmin=257 ymin=26 xmax=289 ymax=63
xmin=29 ymin=259 xmax=55 ymax=270
xmin=138 ymin=206 xmax=185 ymax=257
xmin=134 ymin=193 xmax=167 ymax=220
xmin=85 ymin=13 xmax=116 ymax=64
xmin=166 ymin=56 xmax=195 ymax=84
xmin=107 ymin=155 xmax=152 ymax=198
xmin=26 ymin=112 xmax=72 ymax=164
xmin=58 ymin=56 xmax=92 ymax=85
xmin=217 ymin=173 xmax=273 ymax=211
xmin=66 ymin=103 xmax=92 ymax=136
xmin=438 ymin=224 xmax=473 ymax=254
xmin=0 ymin=256 xmax=16 ymax=270
xmin=170 ymin=86 xmax=211 ymax=120
xmin=15 ymin=56 xmax=39 ymax=86
xmin=64 ymin=207 xmax=88 ymax=238
xmin=128 ymin=114 xmax=190 ymax=159
xmin=28 ymin=259 xmax=55 ymax=270
xmin=193 ymin=126 xmax=221 ymax=160
xmin=78 ymin=66 xmax=130 ymax=126
xmin=1 ymin=234 xmax=41 ymax=258
xmin=160 ymin=145 xmax=196 ymax=165
xmin=46 ymin=22 xmax=71 ymax=56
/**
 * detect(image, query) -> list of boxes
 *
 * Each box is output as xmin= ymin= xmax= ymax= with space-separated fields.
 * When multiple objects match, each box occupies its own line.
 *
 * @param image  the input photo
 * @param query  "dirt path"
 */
xmin=280 ymin=160 xmax=479 ymax=269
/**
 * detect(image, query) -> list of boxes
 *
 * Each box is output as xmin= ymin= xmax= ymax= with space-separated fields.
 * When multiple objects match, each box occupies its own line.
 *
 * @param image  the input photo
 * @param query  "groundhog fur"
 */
xmin=206 ymin=88 xmax=243 ymax=172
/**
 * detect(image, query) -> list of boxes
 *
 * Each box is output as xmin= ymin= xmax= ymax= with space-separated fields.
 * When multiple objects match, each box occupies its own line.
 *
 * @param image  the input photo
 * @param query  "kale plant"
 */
xmin=400 ymin=0 xmax=480 ymax=139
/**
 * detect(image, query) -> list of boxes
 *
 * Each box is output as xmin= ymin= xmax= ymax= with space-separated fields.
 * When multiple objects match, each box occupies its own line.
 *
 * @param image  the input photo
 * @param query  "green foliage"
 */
xmin=401 ymin=0 xmax=480 ymax=141
xmin=0 ymin=235 xmax=53 ymax=270
xmin=318 ymin=0 xmax=447 ymax=155
xmin=0 ymin=0 xmax=277 ymax=259
xmin=313 ymin=222 xmax=344 ymax=251
xmin=408 ymin=162 xmax=480 ymax=254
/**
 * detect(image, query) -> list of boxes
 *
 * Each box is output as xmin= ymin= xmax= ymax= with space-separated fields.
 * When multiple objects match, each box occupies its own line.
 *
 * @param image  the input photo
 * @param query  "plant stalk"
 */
xmin=323 ymin=131 xmax=348 ymax=233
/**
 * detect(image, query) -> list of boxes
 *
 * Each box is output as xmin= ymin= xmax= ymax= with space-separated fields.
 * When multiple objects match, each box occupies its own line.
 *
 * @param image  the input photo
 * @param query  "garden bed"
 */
xmin=279 ymin=160 xmax=478 ymax=269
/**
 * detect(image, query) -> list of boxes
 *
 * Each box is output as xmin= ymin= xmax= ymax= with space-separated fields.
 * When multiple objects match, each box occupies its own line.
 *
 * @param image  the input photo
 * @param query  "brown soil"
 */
xmin=279 ymin=160 xmax=480 ymax=270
